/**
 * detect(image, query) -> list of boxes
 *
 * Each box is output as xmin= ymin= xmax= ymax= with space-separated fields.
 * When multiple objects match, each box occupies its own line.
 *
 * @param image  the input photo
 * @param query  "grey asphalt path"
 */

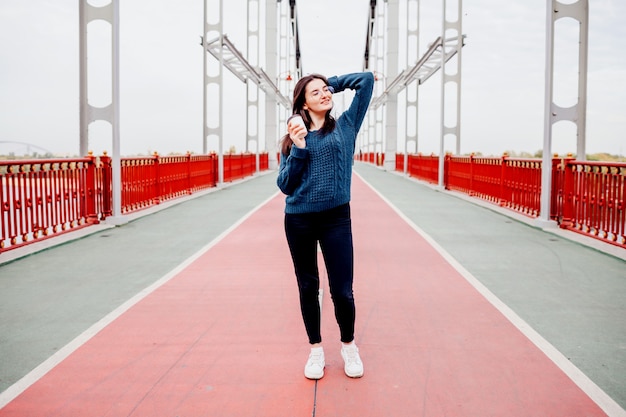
xmin=1 ymin=163 xmax=624 ymax=411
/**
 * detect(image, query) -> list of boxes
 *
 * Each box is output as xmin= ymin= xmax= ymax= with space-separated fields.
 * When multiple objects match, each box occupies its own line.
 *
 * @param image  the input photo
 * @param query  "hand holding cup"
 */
xmin=288 ymin=115 xmax=307 ymax=149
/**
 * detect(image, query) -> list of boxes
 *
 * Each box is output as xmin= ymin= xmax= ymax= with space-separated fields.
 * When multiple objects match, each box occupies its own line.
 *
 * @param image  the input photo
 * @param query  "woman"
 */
xmin=277 ymin=72 xmax=374 ymax=380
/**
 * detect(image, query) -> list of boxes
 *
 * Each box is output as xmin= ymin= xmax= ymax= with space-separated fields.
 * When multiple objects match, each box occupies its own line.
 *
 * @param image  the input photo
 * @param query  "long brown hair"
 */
xmin=280 ymin=74 xmax=336 ymax=155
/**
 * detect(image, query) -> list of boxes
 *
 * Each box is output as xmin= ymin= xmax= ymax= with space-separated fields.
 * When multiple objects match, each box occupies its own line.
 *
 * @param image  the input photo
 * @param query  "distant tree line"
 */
xmin=468 ymin=150 xmax=625 ymax=162
xmin=0 ymin=152 xmax=59 ymax=160
xmin=1 ymin=150 xmax=624 ymax=163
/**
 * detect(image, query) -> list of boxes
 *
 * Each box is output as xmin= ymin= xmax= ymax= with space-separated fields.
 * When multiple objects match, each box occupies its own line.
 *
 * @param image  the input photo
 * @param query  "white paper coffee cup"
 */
xmin=288 ymin=114 xmax=306 ymax=130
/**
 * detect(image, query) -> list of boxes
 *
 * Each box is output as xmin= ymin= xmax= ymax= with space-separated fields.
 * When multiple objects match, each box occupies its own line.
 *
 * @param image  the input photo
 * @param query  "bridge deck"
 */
xmin=0 ymin=163 xmax=624 ymax=416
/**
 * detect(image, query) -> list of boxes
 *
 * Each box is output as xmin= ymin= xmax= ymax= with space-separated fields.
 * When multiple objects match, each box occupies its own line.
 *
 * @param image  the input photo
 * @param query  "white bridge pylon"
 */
xmin=200 ymin=0 xmax=465 ymax=186
xmin=364 ymin=0 xmax=465 ymax=185
xmin=202 ymin=0 xmax=299 ymax=180
xmin=76 ymin=0 xmax=590 ymax=225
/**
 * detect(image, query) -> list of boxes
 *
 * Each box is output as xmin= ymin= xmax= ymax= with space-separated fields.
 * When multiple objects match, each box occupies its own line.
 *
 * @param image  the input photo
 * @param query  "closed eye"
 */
xmin=311 ymin=87 xmax=331 ymax=97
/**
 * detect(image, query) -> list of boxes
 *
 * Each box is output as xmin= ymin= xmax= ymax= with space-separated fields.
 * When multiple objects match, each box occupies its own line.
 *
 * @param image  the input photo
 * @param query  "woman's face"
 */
xmin=303 ymin=78 xmax=333 ymax=116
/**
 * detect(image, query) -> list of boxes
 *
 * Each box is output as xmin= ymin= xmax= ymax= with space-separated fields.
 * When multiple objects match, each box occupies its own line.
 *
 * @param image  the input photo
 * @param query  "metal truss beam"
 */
xmin=370 ymin=35 xmax=465 ymax=111
xmin=204 ymin=35 xmax=291 ymax=109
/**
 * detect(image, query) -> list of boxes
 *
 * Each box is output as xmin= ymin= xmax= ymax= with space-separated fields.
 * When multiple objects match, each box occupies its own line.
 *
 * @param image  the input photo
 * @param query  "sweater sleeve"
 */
xmin=327 ymin=72 xmax=375 ymax=132
xmin=276 ymin=145 xmax=309 ymax=195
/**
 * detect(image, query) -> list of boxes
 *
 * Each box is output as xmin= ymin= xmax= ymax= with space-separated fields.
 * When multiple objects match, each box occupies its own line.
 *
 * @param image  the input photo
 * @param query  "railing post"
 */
xmin=152 ymin=152 xmax=161 ymax=205
xmin=550 ymin=154 xmax=563 ymax=220
xmin=85 ymin=152 xmax=100 ymax=224
xmin=560 ymin=157 xmax=575 ymax=228
xmin=223 ymin=154 xmax=230 ymax=183
xmin=210 ymin=152 xmax=218 ymax=187
xmin=499 ymin=153 xmax=507 ymax=206
xmin=444 ymin=153 xmax=450 ymax=190
xmin=100 ymin=153 xmax=113 ymax=218
xmin=186 ymin=152 xmax=193 ymax=195
xmin=246 ymin=153 xmax=253 ymax=177
xmin=469 ymin=153 xmax=475 ymax=196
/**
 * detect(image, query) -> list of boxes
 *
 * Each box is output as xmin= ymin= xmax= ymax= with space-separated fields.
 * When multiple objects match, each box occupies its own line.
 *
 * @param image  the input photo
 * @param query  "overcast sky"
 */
xmin=0 ymin=0 xmax=624 ymax=157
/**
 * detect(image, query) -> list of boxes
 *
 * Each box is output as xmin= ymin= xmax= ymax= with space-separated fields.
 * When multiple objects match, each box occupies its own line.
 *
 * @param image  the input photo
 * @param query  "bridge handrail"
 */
xmin=0 ymin=157 xmax=98 ymax=253
xmin=392 ymin=153 xmax=625 ymax=248
xmin=559 ymin=160 xmax=626 ymax=247
xmin=0 ymin=153 xmax=268 ymax=254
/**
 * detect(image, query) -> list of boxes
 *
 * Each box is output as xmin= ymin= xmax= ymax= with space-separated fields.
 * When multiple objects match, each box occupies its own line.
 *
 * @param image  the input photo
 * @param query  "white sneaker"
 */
xmin=341 ymin=343 xmax=364 ymax=378
xmin=304 ymin=347 xmax=325 ymax=380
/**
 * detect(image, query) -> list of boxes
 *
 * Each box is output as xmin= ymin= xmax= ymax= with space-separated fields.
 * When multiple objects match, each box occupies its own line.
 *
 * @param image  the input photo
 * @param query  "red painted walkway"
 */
xmin=0 ymin=176 xmax=608 ymax=416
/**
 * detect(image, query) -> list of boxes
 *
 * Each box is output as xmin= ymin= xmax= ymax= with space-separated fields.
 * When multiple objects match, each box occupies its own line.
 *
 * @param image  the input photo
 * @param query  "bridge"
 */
xmin=0 ymin=164 xmax=624 ymax=416
xmin=0 ymin=0 xmax=625 ymax=416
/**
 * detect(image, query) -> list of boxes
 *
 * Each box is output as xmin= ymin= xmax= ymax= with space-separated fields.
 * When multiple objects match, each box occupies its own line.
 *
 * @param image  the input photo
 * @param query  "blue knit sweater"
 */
xmin=277 ymin=72 xmax=374 ymax=214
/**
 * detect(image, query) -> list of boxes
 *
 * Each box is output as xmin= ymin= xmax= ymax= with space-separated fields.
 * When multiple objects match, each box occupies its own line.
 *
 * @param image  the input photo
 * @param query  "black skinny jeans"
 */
xmin=284 ymin=203 xmax=355 ymax=345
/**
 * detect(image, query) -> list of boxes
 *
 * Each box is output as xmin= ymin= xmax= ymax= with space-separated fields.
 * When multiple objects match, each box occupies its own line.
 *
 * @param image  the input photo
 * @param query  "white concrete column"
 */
xmin=404 ymin=0 xmax=420 ymax=174
xmin=383 ymin=0 xmax=400 ymax=172
xmin=203 ymin=0 xmax=224 ymax=183
xmin=265 ymin=0 xmax=279 ymax=169
xmin=538 ymin=0 xmax=588 ymax=223
xmin=438 ymin=0 xmax=463 ymax=187
xmin=79 ymin=0 xmax=122 ymax=220
xmin=247 ymin=0 xmax=261 ymax=171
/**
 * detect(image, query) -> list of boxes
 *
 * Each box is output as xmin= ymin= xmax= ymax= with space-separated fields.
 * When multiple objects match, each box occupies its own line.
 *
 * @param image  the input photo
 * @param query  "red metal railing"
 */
xmin=120 ymin=155 xmax=159 ymax=213
xmin=114 ymin=153 xmax=220 ymax=213
xmin=259 ymin=153 xmax=269 ymax=171
xmin=224 ymin=153 xmax=258 ymax=182
xmin=445 ymin=154 xmax=543 ymax=217
xmin=1 ymin=152 xmax=267 ymax=254
xmin=392 ymin=153 xmax=625 ymax=247
xmin=560 ymin=161 xmax=625 ymax=247
xmin=3 ymin=151 xmax=622 ymax=252
xmin=405 ymin=153 xmax=440 ymax=184
xmin=354 ymin=152 xmax=385 ymax=166
xmin=0 ymin=157 xmax=100 ymax=252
